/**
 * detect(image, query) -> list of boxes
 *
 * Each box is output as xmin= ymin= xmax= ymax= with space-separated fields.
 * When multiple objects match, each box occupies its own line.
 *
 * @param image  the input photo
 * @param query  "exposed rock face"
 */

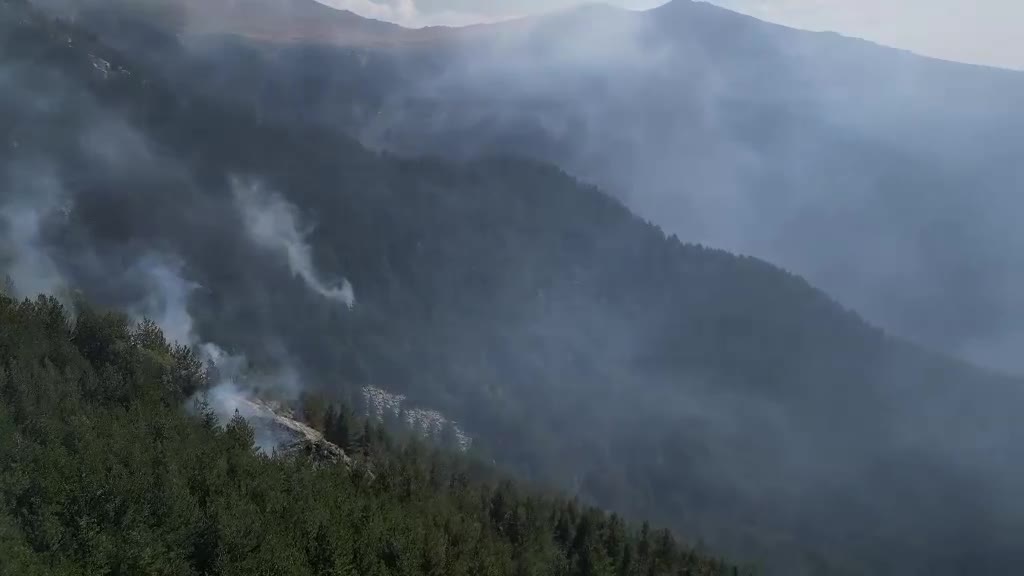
xmin=362 ymin=385 xmax=472 ymax=451
xmin=280 ymin=436 xmax=349 ymax=468
xmin=208 ymin=386 xmax=352 ymax=467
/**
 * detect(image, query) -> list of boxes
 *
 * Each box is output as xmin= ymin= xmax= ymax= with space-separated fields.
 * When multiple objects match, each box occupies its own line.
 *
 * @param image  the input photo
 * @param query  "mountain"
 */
xmin=0 ymin=292 xmax=739 ymax=575
xmin=5 ymin=0 xmax=1024 ymax=573
xmin=209 ymin=387 xmax=353 ymax=466
xmin=72 ymin=0 xmax=1024 ymax=373
xmin=32 ymin=0 xmax=462 ymax=46
xmin=357 ymin=0 xmax=1024 ymax=373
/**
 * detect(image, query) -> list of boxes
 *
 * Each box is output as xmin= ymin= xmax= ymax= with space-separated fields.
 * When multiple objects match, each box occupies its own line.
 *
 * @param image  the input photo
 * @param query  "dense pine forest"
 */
xmin=0 ymin=292 xmax=741 ymax=575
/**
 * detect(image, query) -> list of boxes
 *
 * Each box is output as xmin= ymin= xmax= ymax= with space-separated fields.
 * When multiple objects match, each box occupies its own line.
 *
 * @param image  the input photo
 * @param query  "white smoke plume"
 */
xmin=133 ymin=255 xmax=199 ymax=346
xmin=314 ymin=0 xmax=501 ymax=28
xmin=135 ymin=255 xmax=307 ymax=445
xmin=0 ymin=164 xmax=71 ymax=300
xmin=132 ymin=255 xmax=235 ymax=371
xmin=232 ymin=177 xmax=356 ymax=308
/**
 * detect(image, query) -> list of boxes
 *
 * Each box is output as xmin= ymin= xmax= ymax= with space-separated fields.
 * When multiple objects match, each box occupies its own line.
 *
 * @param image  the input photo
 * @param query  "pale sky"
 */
xmin=314 ymin=0 xmax=1024 ymax=70
xmin=709 ymin=0 xmax=1024 ymax=70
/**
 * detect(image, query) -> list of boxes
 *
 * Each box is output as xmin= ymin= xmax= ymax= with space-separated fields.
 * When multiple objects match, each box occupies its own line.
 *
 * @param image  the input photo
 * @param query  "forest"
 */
xmin=0 ymin=291 xmax=742 ymax=575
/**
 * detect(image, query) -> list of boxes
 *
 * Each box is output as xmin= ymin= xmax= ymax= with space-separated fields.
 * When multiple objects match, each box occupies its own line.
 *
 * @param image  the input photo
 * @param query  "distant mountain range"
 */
xmin=54 ymin=0 xmax=1024 ymax=373
xmin=33 ymin=0 xmax=465 ymax=45
xmin=7 ymin=0 xmax=1024 ymax=573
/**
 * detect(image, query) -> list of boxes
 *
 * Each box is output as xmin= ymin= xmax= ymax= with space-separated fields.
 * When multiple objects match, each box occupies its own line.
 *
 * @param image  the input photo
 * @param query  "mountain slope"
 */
xmin=357 ymin=0 xmax=1024 ymax=372
xmin=33 ymin=0 xmax=459 ymax=46
xmin=81 ymin=0 xmax=1024 ymax=373
xmin=4 ymin=1 xmax=1024 ymax=573
xmin=0 ymin=292 xmax=739 ymax=575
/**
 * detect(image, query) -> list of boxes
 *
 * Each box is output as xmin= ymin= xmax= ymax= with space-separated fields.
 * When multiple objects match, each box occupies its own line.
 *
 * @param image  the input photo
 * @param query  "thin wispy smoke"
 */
xmin=137 ymin=256 xmax=307 ymax=440
xmin=233 ymin=177 xmax=356 ymax=308
xmin=313 ymin=0 xmax=502 ymax=28
xmin=0 ymin=36 xmax=322 ymax=450
xmin=0 ymin=163 xmax=71 ymax=299
xmin=4 ymin=2 xmax=1023 ymax=571
xmin=134 ymin=255 xmax=199 ymax=346
xmin=357 ymin=1 xmax=1024 ymax=372
xmin=131 ymin=255 xmax=231 ymax=364
xmin=708 ymin=0 xmax=1024 ymax=70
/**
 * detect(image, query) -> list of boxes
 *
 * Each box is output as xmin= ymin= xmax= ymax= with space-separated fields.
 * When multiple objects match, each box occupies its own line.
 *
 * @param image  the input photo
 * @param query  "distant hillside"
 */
xmin=4 ymin=1 xmax=1024 ymax=573
xmin=31 ymin=0 xmax=461 ymax=46
xmin=70 ymin=0 xmax=1024 ymax=373
xmin=358 ymin=0 xmax=1024 ymax=373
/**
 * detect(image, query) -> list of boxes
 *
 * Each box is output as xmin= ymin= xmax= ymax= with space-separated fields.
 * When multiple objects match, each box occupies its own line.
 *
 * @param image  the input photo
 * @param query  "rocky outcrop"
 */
xmin=208 ymin=386 xmax=352 ymax=468
xmin=362 ymin=385 xmax=472 ymax=451
xmin=280 ymin=436 xmax=349 ymax=468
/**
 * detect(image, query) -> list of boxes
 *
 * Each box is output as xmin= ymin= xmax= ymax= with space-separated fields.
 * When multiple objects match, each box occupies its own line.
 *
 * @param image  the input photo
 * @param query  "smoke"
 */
xmin=202 ymin=383 xmax=278 ymax=451
xmin=313 ymin=0 xmax=673 ymax=28
xmin=233 ymin=177 xmax=356 ymax=308
xmin=194 ymin=343 xmax=312 ymax=454
xmin=136 ymin=255 xmax=309 ymax=446
xmin=6 ymin=1 xmax=1024 ymax=570
xmin=132 ymin=255 xmax=199 ymax=346
xmin=961 ymin=333 xmax=1024 ymax=375
xmin=313 ymin=0 xmax=506 ymax=28
xmin=351 ymin=0 xmax=1024 ymax=372
xmin=707 ymin=0 xmax=1024 ymax=70
xmin=128 ymin=255 xmax=226 ymax=363
xmin=0 ymin=26 xmax=329 ymax=455
xmin=0 ymin=163 xmax=71 ymax=299
xmin=0 ymin=168 xmax=282 ymax=419
xmin=130 ymin=254 xmax=303 ymax=384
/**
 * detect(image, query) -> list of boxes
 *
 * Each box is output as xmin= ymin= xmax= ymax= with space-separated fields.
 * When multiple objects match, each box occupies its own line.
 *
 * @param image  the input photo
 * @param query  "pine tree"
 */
xmin=0 ymin=292 xmax=741 ymax=576
xmin=1 ymin=274 xmax=14 ymax=297
xmin=194 ymin=394 xmax=219 ymax=429
xmin=332 ymin=406 xmax=352 ymax=450
xmin=225 ymin=410 xmax=256 ymax=451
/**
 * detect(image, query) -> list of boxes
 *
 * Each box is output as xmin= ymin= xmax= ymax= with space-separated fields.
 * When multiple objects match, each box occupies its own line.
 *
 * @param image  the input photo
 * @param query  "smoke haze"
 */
xmin=333 ymin=1 xmax=1024 ymax=372
xmin=0 ymin=164 xmax=69 ymax=299
xmin=6 ymin=1 xmax=1024 ymax=573
xmin=708 ymin=0 xmax=1024 ymax=70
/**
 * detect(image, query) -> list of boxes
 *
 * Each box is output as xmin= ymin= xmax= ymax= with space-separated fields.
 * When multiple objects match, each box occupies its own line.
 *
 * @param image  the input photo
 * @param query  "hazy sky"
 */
xmin=314 ymin=0 xmax=666 ymax=26
xmin=315 ymin=0 xmax=1024 ymax=70
xmin=710 ymin=0 xmax=1024 ymax=70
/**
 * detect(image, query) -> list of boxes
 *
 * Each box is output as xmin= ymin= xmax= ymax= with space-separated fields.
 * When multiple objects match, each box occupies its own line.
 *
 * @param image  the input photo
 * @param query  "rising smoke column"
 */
xmin=232 ymin=177 xmax=355 ymax=307
xmin=134 ymin=254 xmax=307 ymax=449
xmin=0 ymin=163 xmax=71 ymax=299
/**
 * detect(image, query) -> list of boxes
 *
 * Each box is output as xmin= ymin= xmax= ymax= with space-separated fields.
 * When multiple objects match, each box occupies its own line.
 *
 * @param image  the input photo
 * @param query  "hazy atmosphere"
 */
xmin=316 ymin=0 xmax=1024 ymax=70
xmin=313 ymin=0 xmax=669 ymax=26
xmin=711 ymin=0 xmax=1024 ymax=70
xmin=2 ymin=0 xmax=1023 ymax=574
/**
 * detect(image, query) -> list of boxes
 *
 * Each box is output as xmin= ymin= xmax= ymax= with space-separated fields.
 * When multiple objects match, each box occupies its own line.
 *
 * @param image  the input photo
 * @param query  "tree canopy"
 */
xmin=0 ymin=292 xmax=740 ymax=576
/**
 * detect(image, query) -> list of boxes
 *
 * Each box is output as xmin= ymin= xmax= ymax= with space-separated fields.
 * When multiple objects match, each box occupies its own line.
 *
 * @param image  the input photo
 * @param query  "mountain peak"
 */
xmin=171 ymin=0 xmax=406 ymax=39
xmin=34 ymin=0 xmax=423 ymax=45
xmin=650 ymin=0 xmax=768 ymax=25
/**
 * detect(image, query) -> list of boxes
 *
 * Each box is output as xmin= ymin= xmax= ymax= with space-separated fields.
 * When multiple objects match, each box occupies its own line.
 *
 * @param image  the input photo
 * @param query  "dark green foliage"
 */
xmin=324 ymin=405 xmax=353 ymax=451
xmin=0 ymin=292 xmax=738 ymax=575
